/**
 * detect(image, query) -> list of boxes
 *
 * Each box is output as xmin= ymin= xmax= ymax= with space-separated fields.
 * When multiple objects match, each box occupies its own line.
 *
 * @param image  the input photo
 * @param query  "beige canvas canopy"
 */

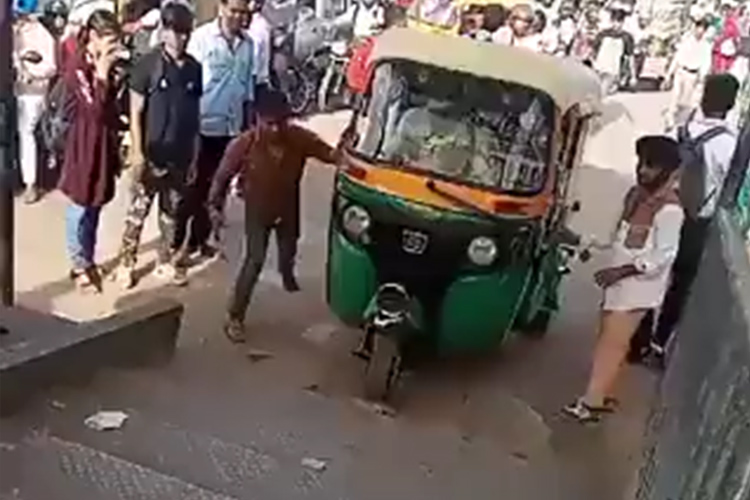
xmin=371 ymin=28 xmax=603 ymax=113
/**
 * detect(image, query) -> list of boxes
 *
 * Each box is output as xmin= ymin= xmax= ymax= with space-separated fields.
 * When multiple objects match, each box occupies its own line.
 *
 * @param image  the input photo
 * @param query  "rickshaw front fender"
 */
xmin=327 ymin=226 xmax=537 ymax=353
xmin=513 ymin=246 xmax=566 ymax=330
xmin=437 ymin=266 xmax=533 ymax=354
xmin=326 ymin=230 xmax=377 ymax=326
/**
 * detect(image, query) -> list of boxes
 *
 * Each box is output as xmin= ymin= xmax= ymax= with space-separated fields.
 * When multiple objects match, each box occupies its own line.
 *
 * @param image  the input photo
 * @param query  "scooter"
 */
xmin=272 ymin=24 xmax=332 ymax=115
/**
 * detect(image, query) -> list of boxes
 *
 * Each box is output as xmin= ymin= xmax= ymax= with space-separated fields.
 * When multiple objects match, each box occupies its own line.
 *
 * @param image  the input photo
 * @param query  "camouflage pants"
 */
xmin=119 ymin=166 xmax=187 ymax=268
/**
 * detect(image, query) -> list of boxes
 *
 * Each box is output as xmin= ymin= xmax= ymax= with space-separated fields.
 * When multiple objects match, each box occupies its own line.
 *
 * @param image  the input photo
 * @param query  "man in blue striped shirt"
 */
xmin=184 ymin=0 xmax=254 ymax=258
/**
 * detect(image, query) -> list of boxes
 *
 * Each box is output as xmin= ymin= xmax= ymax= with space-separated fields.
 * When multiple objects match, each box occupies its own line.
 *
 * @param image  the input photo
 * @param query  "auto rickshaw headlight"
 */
xmin=342 ymin=205 xmax=371 ymax=239
xmin=467 ymin=237 xmax=498 ymax=266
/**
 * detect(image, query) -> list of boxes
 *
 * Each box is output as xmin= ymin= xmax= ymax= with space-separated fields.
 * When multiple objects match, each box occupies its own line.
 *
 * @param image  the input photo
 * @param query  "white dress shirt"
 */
xmin=559 ymin=17 xmax=577 ymax=47
xmin=188 ymin=19 xmax=255 ymax=137
xmin=685 ymin=115 xmax=738 ymax=218
xmin=603 ymin=202 xmax=684 ymax=311
xmin=492 ymin=27 xmax=544 ymax=52
xmin=336 ymin=2 xmax=384 ymax=38
xmin=672 ymin=32 xmax=712 ymax=77
xmin=247 ymin=14 xmax=271 ymax=85
xmin=13 ymin=16 xmax=57 ymax=95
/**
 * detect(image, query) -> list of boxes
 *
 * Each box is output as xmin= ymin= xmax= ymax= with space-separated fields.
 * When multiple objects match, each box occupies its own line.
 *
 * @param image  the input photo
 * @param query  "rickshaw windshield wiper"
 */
xmin=425 ymin=179 xmax=498 ymax=221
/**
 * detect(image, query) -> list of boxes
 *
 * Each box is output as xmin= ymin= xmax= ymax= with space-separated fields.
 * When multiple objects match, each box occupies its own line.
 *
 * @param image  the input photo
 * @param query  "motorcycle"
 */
xmin=317 ymin=39 xmax=351 ymax=112
xmin=272 ymin=23 xmax=332 ymax=115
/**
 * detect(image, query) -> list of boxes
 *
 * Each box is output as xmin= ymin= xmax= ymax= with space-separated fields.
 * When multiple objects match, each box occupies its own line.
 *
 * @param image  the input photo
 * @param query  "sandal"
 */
xmin=562 ymin=399 xmax=604 ymax=423
xmin=223 ymin=318 xmax=246 ymax=344
xmin=588 ymin=397 xmax=619 ymax=414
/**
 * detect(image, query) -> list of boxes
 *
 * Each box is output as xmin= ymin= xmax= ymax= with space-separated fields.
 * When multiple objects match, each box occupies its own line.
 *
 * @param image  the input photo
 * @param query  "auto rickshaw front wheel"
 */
xmin=363 ymin=334 xmax=402 ymax=402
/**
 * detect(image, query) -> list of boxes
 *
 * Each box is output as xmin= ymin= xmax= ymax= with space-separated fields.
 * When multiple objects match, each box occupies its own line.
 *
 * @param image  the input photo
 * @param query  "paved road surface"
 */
xmin=0 ymin=92 xmax=669 ymax=499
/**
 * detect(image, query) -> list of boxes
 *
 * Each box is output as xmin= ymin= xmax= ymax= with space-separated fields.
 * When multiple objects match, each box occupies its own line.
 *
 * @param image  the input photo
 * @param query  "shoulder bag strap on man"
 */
xmin=693 ymin=125 xmax=729 ymax=145
xmin=692 ymin=125 xmax=730 ymax=214
xmin=147 ymin=54 xmax=167 ymax=97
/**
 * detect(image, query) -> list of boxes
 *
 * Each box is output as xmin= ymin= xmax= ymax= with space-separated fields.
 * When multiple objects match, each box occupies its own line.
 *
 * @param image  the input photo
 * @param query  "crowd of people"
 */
xmin=11 ymin=0 xmax=340 ymax=342
xmin=410 ymin=0 xmax=749 ymax=104
xmin=7 ymin=0 xmax=750 ymax=401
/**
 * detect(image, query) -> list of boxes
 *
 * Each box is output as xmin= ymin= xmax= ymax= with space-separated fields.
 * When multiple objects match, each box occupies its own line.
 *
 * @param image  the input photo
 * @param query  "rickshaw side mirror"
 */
xmin=570 ymin=200 xmax=581 ymax=213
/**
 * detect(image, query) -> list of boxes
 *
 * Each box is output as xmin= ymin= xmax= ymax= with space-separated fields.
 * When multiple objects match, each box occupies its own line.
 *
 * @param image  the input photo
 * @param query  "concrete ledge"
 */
xmin=0 ymin=298 xmax=183 ymax=416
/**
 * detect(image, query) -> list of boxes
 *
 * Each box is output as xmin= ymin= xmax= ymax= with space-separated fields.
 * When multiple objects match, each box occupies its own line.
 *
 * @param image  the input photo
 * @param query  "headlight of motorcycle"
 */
xmin=342 ymin=205 xmax=371 ymax=239
xmin=467 ymin=236 xmax=498 ymax=266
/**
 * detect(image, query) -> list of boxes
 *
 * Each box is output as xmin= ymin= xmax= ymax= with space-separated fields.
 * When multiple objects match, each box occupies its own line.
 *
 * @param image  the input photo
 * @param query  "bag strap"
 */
xmin=677 ymin=122 xmax=690 ymax=143
xmin=692 ymin=125 xmax=729 ymax=146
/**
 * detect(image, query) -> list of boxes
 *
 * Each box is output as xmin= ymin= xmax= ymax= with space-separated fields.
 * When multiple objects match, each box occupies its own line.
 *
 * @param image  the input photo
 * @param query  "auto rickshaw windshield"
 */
xmin=353 ymin=60 xmax=555 ymax=195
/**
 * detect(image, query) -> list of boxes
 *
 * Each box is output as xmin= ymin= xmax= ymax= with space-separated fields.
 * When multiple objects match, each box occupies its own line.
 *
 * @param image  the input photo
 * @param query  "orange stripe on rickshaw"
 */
xmin=341 ymin=153 xmax=554 ymax=218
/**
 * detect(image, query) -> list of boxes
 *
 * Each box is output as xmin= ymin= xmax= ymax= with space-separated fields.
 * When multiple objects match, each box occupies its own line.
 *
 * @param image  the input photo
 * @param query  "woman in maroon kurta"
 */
xmin=58 ymin=10 xmax=122 ymax=291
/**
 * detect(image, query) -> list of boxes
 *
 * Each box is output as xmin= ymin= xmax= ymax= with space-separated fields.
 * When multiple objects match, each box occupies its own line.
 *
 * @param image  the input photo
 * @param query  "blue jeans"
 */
xmin=65 ymin=202 xmax=101 ymax=270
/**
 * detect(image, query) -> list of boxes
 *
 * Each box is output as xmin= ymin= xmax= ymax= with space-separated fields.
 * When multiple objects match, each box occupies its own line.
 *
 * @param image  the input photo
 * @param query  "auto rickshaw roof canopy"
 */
xmin=370 ymin=28 xmax=603 ymax=113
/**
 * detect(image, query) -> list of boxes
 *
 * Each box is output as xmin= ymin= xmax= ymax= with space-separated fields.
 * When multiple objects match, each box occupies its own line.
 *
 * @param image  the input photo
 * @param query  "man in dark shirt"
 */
xmin=208 ymin=91 xmax=338 ymax=343
xmin=591 ymin=9 xmax=635 ymax=94
xmin=114 ymin=3 xmax=202 ymax=288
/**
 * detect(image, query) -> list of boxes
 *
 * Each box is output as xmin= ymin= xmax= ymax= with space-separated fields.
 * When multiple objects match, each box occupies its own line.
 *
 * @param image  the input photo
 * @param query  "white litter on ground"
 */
xmin=301 ymin=324 xmax=337 ymax=345
xmin=301 ymin=457 xmax=328 ymax=472
xmin=84 ymin=411 xmax=129 ymax=431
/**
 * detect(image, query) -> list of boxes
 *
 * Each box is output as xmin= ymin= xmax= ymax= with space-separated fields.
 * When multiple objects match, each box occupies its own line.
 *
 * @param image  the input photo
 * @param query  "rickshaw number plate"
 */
xmin=402 ymin=229 xmax=429 ymax=255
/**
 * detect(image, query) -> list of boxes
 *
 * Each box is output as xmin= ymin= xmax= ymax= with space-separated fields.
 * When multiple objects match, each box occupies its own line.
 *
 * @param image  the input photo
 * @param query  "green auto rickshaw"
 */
xmin=326 ymin=28 xmax=602 ymax=400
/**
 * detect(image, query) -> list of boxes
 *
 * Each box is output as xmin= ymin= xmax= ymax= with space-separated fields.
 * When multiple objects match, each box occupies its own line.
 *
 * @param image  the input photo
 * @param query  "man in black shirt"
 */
xmin=115 ymin=3 xmax=202 ymax=288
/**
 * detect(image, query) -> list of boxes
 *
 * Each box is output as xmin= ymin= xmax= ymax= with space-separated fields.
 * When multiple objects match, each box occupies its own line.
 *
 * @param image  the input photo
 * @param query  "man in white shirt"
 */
xmin=246 ymin=0 xmax=270 ymax=89
xmin=186 ymin=0 xmax=254 ymax=257
xmin=664 ymin=16 xmax=713 ymax=129
xmin=336 ymin=0 xmax=385 ymax=39
xmin=408 ymin=0 xmax=458 ymax=32
xmin=643 ymin=74 xmax=740 ymax=364
xmin=557 ymin=6 xmax=577 ymax=55
xmin=13 ymin=12 xmax=57 ymax=203
xmin=564 ymin=135 xmax=683 ymax=422
xmin=492 ymin=3 xmax=544 ymax=52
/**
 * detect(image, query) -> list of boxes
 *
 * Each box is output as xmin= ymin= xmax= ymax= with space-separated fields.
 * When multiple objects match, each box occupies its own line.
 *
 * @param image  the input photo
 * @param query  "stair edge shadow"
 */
xmin=0 ymin=298 xmax=184 ymax=417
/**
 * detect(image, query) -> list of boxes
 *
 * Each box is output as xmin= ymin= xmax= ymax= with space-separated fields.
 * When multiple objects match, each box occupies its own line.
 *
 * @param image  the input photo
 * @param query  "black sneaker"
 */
xmin=281 ymin=273 xmax=301 ymax=292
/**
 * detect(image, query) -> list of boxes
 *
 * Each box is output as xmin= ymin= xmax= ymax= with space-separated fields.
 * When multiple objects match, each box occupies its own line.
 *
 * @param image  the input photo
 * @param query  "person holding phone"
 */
xmin=13 ymin=10 xmax=57 ymax=203
xmin=58 ymin=10 xmax=123 ymax=292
